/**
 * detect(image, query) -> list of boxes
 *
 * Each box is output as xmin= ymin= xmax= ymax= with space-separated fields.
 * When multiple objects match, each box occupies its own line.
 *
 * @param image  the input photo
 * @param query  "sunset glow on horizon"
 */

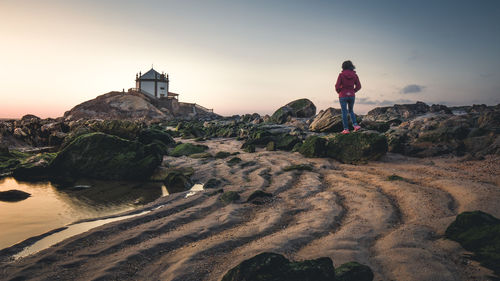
xmin=1 ymin=0 xmax=499 ymax=119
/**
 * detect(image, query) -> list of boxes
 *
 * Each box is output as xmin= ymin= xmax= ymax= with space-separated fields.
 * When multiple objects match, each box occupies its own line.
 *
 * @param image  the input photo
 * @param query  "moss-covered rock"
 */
xmin=227 ymin=157 xmax=242 ymax=166
xmin=275 ymin=134 xmax=301 ymax=151
xmin=271 ymin=99 xmax=316 ymax=124
xmin=247 ymin=190 xmax=273 ymax=204
xmin=170 ymin=143 xmax=208 ymax=157
xmin=204 ymin=178 xmax=223 ymax=189
xmin=221 ymin=252 xmax=335 ymax=281
xmin=266 ymin=141 xmax=276 ymax=151
xmin=243 ymin=144 xmax=256 ymax=153
xmin=298 ymin=136 xmax=327 ymax=157
xmin=335 ymin=262 xmax=374 ymax=281
xmin=283 ymin=164 xmax=314 ymax=172
xmin=215 ymin=151 xmax=231 ymax=159
xmin=326 ymin=132 xmax=388 ymax=163
xmin=220 ymin=191 xmax=240 ymax=204
xmin=189 ymin=152 xmax=213 ymax=159
xmin=12 ymin=152 xmax=57 ymax=181
xmin=445 ymin=211 xmax=500 ymax=276
xmin=0 ymin=189 xmax=31 ymax=202
xmin=50 ymin=132 xmax=162 ymax=180
xmin=137 ymin=128 xmax=175 ymax=147
xmin=164 ymin=169 xmax=193 ymax=193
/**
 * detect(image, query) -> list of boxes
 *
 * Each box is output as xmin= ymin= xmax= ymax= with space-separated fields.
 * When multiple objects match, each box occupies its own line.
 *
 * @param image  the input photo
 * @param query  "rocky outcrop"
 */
xmin=309 ymin=107 xmax=343 ymax=132
xmin=326 ymin=131 xmax=388 ymax=163
xmin=272 ymin=98 xmax=316 ymax=124
xmin=50 ymin=132 xmax=162 ymax=180
xmin=0 ymin=115 xmax=69 ymax=148
xmin=363 ymin=101 xmax=431 ymax=123
xmin=445 ymin=211 xmax=500 ymax=276
xmin=64 ymin=91 xmax=169 ymax=121
xmin=222 ymin=252 xmax=374 ymax=281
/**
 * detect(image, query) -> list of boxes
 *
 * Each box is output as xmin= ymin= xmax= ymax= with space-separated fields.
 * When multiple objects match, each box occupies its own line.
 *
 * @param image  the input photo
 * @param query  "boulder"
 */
xmin=0 ymin=190 xmax=31 ymax=202
xmin=335 ymin=262 xmax=374 ymax=281
xmin=272 ymin=99 xmax=316 ymax=124
xmin=50 ymin=132 xmax=162 ymax=180
xmin=221 ymin=252 xmax=335 ymax=281
xmin=220 ymin=191 xmax=240 ymax=204
xmin=137 ymin=128 xmax=175 ymax=146
xmin=164 ymin=169 xmax=193 ymax=193
xmin=309 ymin=108 xmax=343 ymax=132
xmin=298 ymin=136 xmax=327 ymax=157
xmin=326 ymin=131 xmax=388 ymax=163
xmin=170 ymin=143 xmax=208 ymax=157
xmin=247 ymin=190 xmax=273 ymax=205
xmin=445 ymin=211 xmax=500 ymax=276
xmin=12 ymin=153 xmax=57 ymax=181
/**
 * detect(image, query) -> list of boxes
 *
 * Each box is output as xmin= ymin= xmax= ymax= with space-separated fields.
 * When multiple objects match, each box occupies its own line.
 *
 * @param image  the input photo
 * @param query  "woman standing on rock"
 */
xmin=335 ymin=60 xmax=362 ymax=134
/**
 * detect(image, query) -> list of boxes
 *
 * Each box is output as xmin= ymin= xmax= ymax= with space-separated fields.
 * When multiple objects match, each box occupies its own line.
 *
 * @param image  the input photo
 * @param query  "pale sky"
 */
xmin=1 ymin=0 xmax=499 ymax=118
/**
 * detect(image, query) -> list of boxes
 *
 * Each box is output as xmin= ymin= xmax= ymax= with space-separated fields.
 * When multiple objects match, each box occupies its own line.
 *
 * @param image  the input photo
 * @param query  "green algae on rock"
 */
xmin=298 ymin=135 xmax=327 ymax=158
xmin=220 ymin=191 xmax=240 ymax=204
xmin=221 ymin=252 xmax=335 ymax=281
xmin=50 ymin=132 xmax=162 ymax=180
xmin=170 ymin=143 xmax=208 ymax=157
xmin=335 ymin=262 xmax=374 ymax=281
xmin=326 ymin=131 xmax=388 ymax=163
xmin=445 ymin=211 xmax=500 ymax=276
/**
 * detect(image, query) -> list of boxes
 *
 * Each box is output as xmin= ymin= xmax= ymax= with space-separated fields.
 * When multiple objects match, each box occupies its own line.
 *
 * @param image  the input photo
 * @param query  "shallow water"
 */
xmin=0 ymin=177 xmax=164 ymax=250
xmin=10 ymin=183 xmax=204 ymax=259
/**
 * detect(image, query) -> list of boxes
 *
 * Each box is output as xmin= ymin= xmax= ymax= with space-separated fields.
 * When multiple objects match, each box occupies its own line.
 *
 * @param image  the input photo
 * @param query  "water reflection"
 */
xmin=0 ymin=177 xmax=164 ymax=249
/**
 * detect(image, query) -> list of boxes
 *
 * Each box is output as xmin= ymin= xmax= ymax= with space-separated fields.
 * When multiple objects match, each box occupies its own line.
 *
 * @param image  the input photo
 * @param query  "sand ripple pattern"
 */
xmin=1 ymin=139 xmax=499 ymax=281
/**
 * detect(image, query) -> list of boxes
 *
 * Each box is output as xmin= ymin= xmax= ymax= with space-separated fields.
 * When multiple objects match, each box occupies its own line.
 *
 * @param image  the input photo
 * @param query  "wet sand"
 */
xmin=1 ymin=138 xmax=499 ymax=281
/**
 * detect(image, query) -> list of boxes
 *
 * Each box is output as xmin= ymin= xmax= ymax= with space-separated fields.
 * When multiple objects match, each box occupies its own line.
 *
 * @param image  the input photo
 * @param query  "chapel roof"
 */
xmin=139 ymin=68 xmax=167 ymax=80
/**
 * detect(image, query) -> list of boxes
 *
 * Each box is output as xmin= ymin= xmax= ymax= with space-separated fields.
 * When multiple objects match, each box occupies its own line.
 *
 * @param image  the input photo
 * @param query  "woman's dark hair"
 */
xmin=342 ymin=60 xmax=355 ymax=71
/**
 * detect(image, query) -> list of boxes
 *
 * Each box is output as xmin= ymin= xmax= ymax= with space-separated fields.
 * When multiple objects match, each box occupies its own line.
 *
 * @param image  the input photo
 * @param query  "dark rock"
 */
xmin=326 ymin=131 xmax=388 ymax=163
xmin=50 ymin=132 xmax=162 ymax=180
xmin=335 ymin=262 xmax=374 ymax=281
xmin=137 ymin=128 xmax=175 ymax=147
xmin=170 ymin=143 xmax=208 ymax=157
xmin=298 ymin=136 xmax=327 ymax=157
xmin=283 ymin=164 xmax=314 ymax=172
xmin=215 ymin=151 xmax=231 ymax=159
xmin=227 ymin=157 xmax=242 ymax=166
xmin=220 ymin=191 xmax=240 ymax=204
xmin=247 ymin=190 xmax=273 ymax=204
xmin=204 ymin=178 xmax=223 ymax=189
xmin=309 ymin=108 xmax=343 ymax=132
xmin=272 ymin=99 xmax=316 ymax=124
xmin=12 ymin=153 xmax=57 ymax=181
xmin=359 ymin=120 xmax=391 ymax=133
xmin=266 ymin=141 xmax=276 ymax=151
xmin=275 ymin=134 xmax=301 ymax=151
xmin=164 ymin=169 xmax=193 ymax=193
xmin=0 ymin=189 xmax=31 ymax=202
xmin=445 ymin=211 xmax=500 ymax=276
xmin=243 ymin=144 xmax=256 ymax=153
xmin=221 ymin=252 xmax=335 ymax=281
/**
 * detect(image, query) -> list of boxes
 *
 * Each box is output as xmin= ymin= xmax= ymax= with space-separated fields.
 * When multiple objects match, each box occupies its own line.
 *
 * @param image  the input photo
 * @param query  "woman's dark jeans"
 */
xmin=339 ymin=96 xmax=358 ymax=130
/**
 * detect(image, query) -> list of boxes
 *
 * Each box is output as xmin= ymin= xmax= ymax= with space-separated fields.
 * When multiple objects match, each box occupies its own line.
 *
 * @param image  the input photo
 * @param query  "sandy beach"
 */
xmin=1 ymin=138 xmax=499 ymax=281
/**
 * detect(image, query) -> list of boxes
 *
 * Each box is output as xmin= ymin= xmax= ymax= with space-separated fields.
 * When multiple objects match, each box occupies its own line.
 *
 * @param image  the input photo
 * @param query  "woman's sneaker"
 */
xmin=341 ymin=129 xmax=350 ymax=134
xmin=353 ymin=125 xmax=361 ymax=132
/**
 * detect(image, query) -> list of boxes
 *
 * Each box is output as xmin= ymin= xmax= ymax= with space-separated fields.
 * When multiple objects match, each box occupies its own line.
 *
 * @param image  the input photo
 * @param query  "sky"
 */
xmin=1 ymin=0 xmax=499 ymax=118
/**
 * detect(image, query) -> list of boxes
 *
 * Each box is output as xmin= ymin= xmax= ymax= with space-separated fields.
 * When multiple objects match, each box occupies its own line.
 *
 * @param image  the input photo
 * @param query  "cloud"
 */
xmin=357 ymin=98 xmax=415 ymax=106
xmin=401 ymin=84 xmax=425 ymax=94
